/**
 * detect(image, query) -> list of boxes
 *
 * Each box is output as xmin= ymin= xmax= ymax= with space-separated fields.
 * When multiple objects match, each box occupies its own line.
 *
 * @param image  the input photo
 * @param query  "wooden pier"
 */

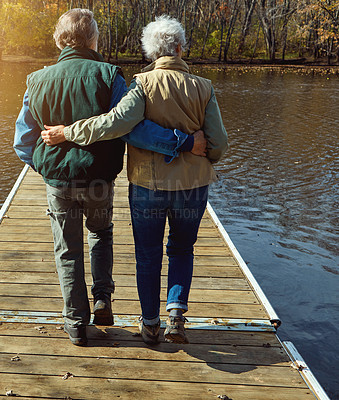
xmin=0 ymin=166 xmax=328 ymax=399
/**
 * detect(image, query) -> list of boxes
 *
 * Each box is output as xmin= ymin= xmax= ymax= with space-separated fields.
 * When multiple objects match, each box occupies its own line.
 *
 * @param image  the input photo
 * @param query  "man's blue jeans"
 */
xmin=129 ymin=183 xmax=208 ymax=325
xmin=46 ymin=182 xmax=115 ymax=327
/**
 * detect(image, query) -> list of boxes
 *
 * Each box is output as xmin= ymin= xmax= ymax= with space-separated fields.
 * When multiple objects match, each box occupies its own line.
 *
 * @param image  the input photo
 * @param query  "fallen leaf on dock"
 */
xmin=34 ymin=326 xmax=47 ymax=334
xmin=62 ymin=372 xmax=74 ymax=380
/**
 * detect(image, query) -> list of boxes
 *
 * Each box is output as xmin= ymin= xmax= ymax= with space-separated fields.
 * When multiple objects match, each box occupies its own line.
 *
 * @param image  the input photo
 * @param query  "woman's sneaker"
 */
xmin=139 ymin=317 xmax=160 ymax=345
xmin=164 ymin=316 xmax=189 ymax=344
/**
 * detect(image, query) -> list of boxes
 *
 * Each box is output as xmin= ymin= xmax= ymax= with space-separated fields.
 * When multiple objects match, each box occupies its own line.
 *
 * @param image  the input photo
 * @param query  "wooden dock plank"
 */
xmin=0 ymin=297 xmax=267 ymax=319
xmin=0 ymin=323 xmax=280 ymax=346
xmin=0 ymin=168 xmax=319 ymax=400
xmin=0 ymin=330 xmax=290 ymax=366
xmin=0 ymin=374 xmax=315 ymax=400
xmin=0 ymin=243 xmax=231 ymax=257
xmin=0 ymin=353 xmax=306 ymax=387
xmin=0 ymin=233 xmax=226 ymax=247
xmin=0 ymin=225 xmax=221 ymax=236
xmin=0 ymin=284 xmax=258 ymax=304
xmin=0 ymin=272 xmax=249 ymax=289
xmin=0 ymin=252 xmax=234 ymax=266
xmin=0 ymin=259 xmax=240 ymax=272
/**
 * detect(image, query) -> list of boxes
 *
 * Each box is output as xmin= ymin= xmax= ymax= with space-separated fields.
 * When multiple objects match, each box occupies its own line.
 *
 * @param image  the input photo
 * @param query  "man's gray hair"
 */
xmin=53 ymin=8 xmax=99 ymax=50
xmin=141 ymin=15 xmax=186 ymax=61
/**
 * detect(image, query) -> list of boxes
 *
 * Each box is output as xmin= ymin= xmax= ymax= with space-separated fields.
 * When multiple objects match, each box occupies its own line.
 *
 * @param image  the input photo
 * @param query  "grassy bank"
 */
xmin=2 ymin=54 xmax=338 ymax=75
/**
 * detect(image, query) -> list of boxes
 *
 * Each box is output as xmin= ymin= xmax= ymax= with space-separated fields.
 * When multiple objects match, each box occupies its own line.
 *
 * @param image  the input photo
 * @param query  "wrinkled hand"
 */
xmin=191 ymin=130 xmax=207 ymax=157
xmin=41 ymin=125 xmax=66 ymax=145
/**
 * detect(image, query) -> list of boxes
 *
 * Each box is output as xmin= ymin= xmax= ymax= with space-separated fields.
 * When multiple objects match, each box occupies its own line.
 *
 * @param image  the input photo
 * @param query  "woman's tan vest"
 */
xmin=127 ymin=56 xmax=217 ymax=191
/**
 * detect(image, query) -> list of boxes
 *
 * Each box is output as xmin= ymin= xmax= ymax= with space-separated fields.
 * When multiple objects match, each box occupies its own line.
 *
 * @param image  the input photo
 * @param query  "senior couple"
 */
xmin=14 ymin=9 xmax=227 ymax=347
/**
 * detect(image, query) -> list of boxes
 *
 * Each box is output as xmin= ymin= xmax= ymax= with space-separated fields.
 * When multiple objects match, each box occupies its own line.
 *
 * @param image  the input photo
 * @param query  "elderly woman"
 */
xmin=42 ymin=15 xmax=228 ymax=345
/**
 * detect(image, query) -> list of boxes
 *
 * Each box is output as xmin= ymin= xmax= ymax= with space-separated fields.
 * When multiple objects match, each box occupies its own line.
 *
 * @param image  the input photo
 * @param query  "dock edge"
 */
xmin=0 ymin=164 xmax=29 ymax=225
xmin=282 ymin=340 xmax=330 ymax=400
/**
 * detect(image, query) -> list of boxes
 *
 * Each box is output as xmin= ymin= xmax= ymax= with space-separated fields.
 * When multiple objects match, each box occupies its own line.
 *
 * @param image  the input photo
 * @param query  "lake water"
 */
xmin=0 ymin=60 xmax=338 ymax=399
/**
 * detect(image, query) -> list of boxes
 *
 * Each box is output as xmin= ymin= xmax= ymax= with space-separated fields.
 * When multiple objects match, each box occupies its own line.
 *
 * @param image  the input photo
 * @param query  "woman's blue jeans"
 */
xmin=129 ymin=183 xmax=208 ymax=325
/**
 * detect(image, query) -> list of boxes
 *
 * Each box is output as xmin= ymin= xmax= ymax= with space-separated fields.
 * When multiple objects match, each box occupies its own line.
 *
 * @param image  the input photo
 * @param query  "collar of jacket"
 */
xmin=57 ymin=46 xmax=104 ymax=63
xmin=141 ymin=56 xmax=189 ymax=73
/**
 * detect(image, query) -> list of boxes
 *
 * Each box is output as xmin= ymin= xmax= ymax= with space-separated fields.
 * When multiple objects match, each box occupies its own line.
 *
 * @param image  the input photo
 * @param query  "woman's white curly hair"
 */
xmin=141 ymin=15 xmax=186 ymax=61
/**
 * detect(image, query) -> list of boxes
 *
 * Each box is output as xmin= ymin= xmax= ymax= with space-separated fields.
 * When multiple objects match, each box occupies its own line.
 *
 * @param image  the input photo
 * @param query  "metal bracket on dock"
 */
xmin=0 ymin=311 xmax=276 ymax=332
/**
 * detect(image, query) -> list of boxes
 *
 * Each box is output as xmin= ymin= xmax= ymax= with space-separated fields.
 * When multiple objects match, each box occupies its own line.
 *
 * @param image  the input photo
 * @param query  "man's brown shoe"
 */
xmin=93 ymin=298 xmax=114 ymax=325
xmin=64 ymin=322 xmax=88 ymax=346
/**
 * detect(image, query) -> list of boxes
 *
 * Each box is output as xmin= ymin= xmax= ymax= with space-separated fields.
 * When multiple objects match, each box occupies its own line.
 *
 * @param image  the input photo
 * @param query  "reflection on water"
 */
xmin=0 ymin=61 xmax=54 ymax=199
xmin=0 ymin=61 xmax=339 ymax=397
xmin=196 ymin=68 xmax=339 ymax=398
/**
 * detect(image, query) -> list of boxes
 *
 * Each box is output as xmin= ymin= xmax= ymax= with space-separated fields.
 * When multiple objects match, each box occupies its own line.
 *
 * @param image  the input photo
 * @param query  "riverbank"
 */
xmin=2 ymin=54 xmax=339 ymax=75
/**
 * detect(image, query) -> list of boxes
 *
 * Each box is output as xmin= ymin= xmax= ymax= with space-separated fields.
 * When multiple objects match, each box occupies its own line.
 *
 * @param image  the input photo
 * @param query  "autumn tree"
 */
xmin=0 ymin=0 xmax=64 ymax=56
xmin=296 ymin=0 xmax=339 ymax=63
xmin=0 ymin=0 xmax=337 ymax=63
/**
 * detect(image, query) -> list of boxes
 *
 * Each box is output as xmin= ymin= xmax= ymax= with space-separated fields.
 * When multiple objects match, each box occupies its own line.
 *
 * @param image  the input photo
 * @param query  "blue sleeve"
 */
xmin=13 ymin=91 xmax=40 ymax=170
xmin=109 ymin=73 xmax=128 ymax=109
xmin=111 ymin=75 xmax=190 ymax=161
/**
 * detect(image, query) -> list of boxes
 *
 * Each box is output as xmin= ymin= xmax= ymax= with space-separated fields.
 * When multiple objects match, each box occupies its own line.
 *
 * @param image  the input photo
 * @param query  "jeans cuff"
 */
xmin=164 ymin=129 xmax=188 ymax=164
xmin=166 ymin=302 xmax=188 ymax=312
xmin=142 ymin=315 xmax=160 ymax=326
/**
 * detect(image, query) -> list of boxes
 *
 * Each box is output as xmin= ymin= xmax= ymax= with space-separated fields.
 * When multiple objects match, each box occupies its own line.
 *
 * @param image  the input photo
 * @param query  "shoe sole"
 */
xmin=93 ymin=308 xmax=114 ymax=325
xmin=164 ymin=331 xmax=189 ymax=344
xmin=141 ymin=335 xmax=160 ymax=345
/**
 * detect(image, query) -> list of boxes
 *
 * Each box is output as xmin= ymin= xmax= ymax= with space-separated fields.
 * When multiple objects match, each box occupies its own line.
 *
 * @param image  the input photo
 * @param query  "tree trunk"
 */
xmin=238 ymin=0 xmax=256 ymax=53
xmin=200 ymin=2 xmax=213 ymax=59
xmin=256 ymin=0 xmax=276 ymax=61
xmin=250 ymin=22 xmax=260 ymax=63
xmin=107 ymin=0 xmax=112 ymax=63
xmin=328 ymin=37 xmax=334 ymax=65
xmin=176 ymin=0 xmax=187 ymax=21
xmin=224 ymin=0 xmax=240 ymax=62
xmin=218 ymin=18 xmax=225 ymax=62
xmin=186 ymin=0 xmax=200 ymax=58
xmin=281 ymin=0 xmax=291 ymax=61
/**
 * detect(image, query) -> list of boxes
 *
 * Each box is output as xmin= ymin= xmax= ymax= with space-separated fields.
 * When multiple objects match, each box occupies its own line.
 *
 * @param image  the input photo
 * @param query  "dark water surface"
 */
xmin=1 ymin=61 xmax=338 ymax=398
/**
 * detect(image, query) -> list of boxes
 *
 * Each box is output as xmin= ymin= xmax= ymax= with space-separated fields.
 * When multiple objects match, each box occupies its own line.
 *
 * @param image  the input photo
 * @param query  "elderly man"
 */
xmin=14 ymin=10 xmax=206 ymax=346
xmin=42 ymin=15 xmax=228 ymax=345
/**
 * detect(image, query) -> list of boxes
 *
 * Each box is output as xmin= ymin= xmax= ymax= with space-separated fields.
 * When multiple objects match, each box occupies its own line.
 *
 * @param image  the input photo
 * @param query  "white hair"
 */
xmin=53 ymin=8 xmax=99 ymax=50
xmin=141 ymin=15 xmax=186 ymax=61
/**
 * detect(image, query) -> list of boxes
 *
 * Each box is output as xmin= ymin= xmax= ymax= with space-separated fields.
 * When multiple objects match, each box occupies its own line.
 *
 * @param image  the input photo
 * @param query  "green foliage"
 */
xmin=0 ymin=0 xmax=62 ymax=56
